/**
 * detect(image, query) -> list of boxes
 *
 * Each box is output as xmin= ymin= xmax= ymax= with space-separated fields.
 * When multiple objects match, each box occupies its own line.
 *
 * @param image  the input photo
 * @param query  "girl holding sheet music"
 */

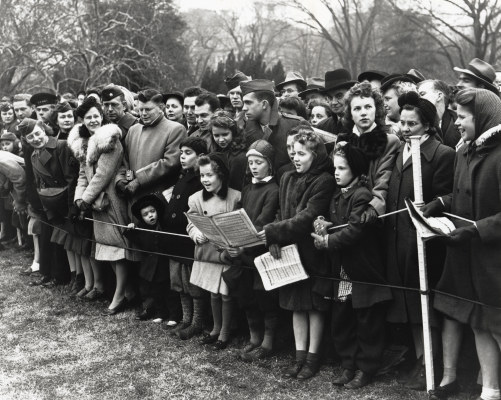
xmin=186 ymin=153 xmax=240 ymax=350
xmin=259 ymin=129 xmax=335 ymax=380
xmin=311 ymin=141 xmax=391 ymax=389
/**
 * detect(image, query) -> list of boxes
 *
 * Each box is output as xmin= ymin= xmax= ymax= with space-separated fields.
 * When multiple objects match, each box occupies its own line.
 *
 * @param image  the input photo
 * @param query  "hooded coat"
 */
xmin=68 ymin=123 xmax=131 ymax=261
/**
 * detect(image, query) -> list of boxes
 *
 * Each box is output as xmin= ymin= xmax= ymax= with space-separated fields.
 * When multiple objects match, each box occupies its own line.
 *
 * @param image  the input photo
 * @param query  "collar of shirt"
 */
xmin=252 ymin=175 xmax=273 ymax=184
xmin=352 ymin=122 xmax=377 ymax=137
xmin=403 ymin=134 xmax=430 ymax=163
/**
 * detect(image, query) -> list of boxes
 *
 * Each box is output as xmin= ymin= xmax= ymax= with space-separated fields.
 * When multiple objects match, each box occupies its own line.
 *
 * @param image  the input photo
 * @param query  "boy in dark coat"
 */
xmin=126 ymin=193 xmax=180 ymax=323
xmin=161 ymin=137 xmax=209 ymax=338
xmin=312 ymin=142 xmax=391 ymax=390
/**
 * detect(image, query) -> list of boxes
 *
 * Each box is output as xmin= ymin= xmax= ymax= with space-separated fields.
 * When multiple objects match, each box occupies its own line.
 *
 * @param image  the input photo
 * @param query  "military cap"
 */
xmin=405 ymin=69 xmax=426 ymax=84
xmin=0 ymin=132 xmax=17 ymax=142
xmin=17 ymin=118 xmax=45 ymax=137
xmin=225 ymin=71 xmax=252 ymax=91
xmin=276 ymin=71 xmax=307 ymax=92
xmin=240 ymin=79 xmax=275 ymax=97
xmin=101 ymin=86 xmax=124 ymax=101
xmin=30 ymin=92 xmax=58 ymax=107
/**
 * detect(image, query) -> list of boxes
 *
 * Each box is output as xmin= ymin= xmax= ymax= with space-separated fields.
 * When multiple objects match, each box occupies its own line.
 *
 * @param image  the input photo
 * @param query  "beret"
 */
xmin=101 ymin=86 xmax=124 ymax=101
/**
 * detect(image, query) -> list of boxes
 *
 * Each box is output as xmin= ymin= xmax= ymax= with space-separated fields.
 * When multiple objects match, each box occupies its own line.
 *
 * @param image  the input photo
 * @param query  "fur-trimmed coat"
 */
xmin=68 ymin=123 xmax=131 ymax=261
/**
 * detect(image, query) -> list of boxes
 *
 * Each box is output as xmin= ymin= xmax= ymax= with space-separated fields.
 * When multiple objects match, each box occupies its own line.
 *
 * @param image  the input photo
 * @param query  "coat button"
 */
xmin=203 ymin=211 xmax=207 ymax=215
xmin=172 ymin=213 xmax=176 ymax=218
xmin=176 ymin=195 xmax=181 ymax=199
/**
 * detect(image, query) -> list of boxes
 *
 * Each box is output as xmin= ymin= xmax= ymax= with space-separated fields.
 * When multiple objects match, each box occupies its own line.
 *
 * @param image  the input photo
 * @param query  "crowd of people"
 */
xmin=1 ymin=56 xmax=501 ymax=400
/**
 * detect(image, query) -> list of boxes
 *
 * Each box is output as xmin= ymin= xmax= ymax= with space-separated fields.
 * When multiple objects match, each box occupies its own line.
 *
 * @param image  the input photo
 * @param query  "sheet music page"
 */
xmin=185 ymin=213 xmax=227 ymax=247
xmin=211 ymin=209 xmax=263 ymax=248
xmin=254 ymin=244 xmax=309 ymax=291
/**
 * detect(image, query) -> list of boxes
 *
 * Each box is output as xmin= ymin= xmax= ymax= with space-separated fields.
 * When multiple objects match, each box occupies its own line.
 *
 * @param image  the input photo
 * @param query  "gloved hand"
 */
xmin=444 ymin=225 xmax=479 ymax=246
xmin=68 ymin=205 xmax=80 ymax=222
xmin=421 ymin=199 xmax=444 ymax=218
xmin=125 ymin=179 xmax=140 ymax=196
xmin=361 ymin=205 xmax=378 ymax=224
xmin=116 ymin=180 xmax=128 ymax=194
xmin=311 ymin=232 xmax=328 ymax=249
xmin=269 ymin=243 xmax=282 ymax=259
xmin=75 ymin=199 xmax=91 ymax=211
xmin=313 ymin=218 xmax=333 ymax=235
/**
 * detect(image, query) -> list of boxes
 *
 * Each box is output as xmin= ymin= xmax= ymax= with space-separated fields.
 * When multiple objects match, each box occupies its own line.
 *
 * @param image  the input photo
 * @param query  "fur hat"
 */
xmin=131 ymin=193 xmax=165 ymax=222
xmin=246 ymin=139 xmax=275 ymax=172
xmin=76 ymin=96 xmax=102 ymax=119
xmin=335 ymin=141 xmax=370 ymax=179
xmin=398 ymin=91 xmax=437 ymax=127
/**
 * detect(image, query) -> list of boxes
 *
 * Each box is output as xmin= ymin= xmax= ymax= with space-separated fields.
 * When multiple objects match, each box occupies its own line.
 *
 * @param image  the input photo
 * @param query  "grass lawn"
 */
xmin=0 ymin=247 xmax=481 ymax=400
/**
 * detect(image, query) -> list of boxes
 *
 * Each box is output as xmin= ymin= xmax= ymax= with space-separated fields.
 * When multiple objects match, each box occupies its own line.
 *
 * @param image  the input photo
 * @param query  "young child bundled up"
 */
xmin=311 ymin=141 xmax=391 ymax=390
xmin=126 ymin=193 xmax=181 ymax=324
xmin=186 ymin=153 xmax=240 ymax=350
xmin=162 ymin=137 xmax=209 ymax=340
xmin=223 ymin=139 xmax=280 ymax=361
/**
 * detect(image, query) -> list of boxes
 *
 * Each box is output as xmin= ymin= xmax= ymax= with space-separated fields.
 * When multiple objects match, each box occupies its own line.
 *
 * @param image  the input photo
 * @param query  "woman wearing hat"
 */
xmin=68 ymin=96 xmax=132 ymax=315
xmin=384 ymin=91 xmax=455 ymax=391
xmin=422 ymin=88 xmax=501 ymax=400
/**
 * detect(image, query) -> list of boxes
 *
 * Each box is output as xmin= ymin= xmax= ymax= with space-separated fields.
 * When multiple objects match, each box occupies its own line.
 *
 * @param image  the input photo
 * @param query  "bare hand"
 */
xmin=226 ymin=247 xmax=243 ymax=258
xmin=269 ymin=243 xmax=281 ymax=259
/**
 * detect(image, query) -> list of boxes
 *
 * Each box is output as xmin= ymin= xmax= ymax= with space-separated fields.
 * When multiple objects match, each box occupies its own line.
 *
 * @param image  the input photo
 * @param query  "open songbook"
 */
xmin=313 ymin=127 xmax=337 ymax=144
xmin=404 ymin=198 xmax=456 ymax=239
xmin=185 ymin=209 xmax=264 ymax=248
xmin=254 ymin=244 xmax=309 ymax=291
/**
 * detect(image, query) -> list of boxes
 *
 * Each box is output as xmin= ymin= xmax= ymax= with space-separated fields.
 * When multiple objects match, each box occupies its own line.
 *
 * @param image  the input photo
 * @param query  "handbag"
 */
xmin=37 ymin=186 xmax=68 ymax=212
xmin=91 ymin=192 xmax=110 ymax=212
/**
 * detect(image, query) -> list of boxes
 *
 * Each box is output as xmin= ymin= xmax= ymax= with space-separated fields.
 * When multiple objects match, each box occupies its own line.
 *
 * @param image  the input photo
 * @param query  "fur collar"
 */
xmin=475 ymin=123 xmax=501 ymax=147
xmin=338 ymin=125 xmax=389 ymax=160
xmin=67 ymin=123 xmax=121 ymax=165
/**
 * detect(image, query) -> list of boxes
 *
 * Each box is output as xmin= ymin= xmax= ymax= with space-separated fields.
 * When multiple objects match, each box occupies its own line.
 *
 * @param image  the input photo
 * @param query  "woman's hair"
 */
xmin=400 ymin=104 xmax=438 ymax=135
xmin=209 ymin=110 xmax=246 ymax=152
xmin=342 ymin=82 xmax=385 ymax=130
xmin=292 ymin=130 xmax=324 ymax=158
xmin=279 ymin=96 xmax=308 ymax=119
xmin=309 ymin=100 xmax=333 ymax=118
xmin=197 ymin=155 xmax=228 ymax=183
xmin=50 ymin=102 xmax=76 ymax=127
xmin=455 ymin=88 xmax=476 ymax=115
xmin=0 ymin=102 xmax=14 ymax=114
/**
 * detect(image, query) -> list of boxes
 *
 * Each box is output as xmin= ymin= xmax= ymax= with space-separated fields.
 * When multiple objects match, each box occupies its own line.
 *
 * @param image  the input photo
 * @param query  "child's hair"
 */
xmin=292 ymin=130 xmax=325 ymax=158
xmin=179 ymin=136 xmax=207 ymax=155
xmin=209 ymin=110 xmax=246 ymax=152
xmin=198 ymin=153 xmax=230 ymax=198
xmin=131 ymin=194 xmax=165 ymax=222
xmin=309 ymin=100 xmax=333 ymax=118
xmin=334 ymin=141 xmax=369 ymax=181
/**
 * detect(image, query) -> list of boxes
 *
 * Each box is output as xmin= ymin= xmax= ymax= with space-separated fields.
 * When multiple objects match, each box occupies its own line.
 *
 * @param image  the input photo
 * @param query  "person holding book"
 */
xmin=422 ymin=88 xmax=501 ymax=400
xmin=258 ymin=131 xmax=335 ymax=380
xmin=311 ymin=141 xmax=392 ymax=389
xmin=124 ymin=193 xmax=181 ymax=324
xmin=186 ymin=153 xmax=241 ymax=350
xmin=222 ymin=139 xmax=280 ymax=361
xmin=163 ymin=137 xmax=209 ymax=339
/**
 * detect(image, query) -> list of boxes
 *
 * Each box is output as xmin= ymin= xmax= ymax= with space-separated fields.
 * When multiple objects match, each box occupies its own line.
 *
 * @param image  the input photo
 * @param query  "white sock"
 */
xmin=481 ymin=387 xmax=501 ymax=400
xmin=31 ymin=261 xmax=40 ymax=272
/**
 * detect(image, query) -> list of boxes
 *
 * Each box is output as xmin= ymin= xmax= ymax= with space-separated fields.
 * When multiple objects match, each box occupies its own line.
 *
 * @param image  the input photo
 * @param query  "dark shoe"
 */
xmin=75 ymin=288 xmax=89 ymax=298
xmin=297 ymin=358 xmax=320 ymax=380
xmin=28 ymin=276 xmax=51 ymax=286
xmin=135 ymin=308 xmax=153 ymax=321
xmin=240 ymin=346 xmax=272 ymax=362
xmin=168 ymin=321 xmax=190 ymax=336
xmin=428 ymin=381 xmax=459 ymax=399
xmin=344 ymin=370 xmax=372 ymax=389
xmin=70 ymin=275 xmax=85 ymax=296
xmin=19 ymin=266 xmax=34 ymax=276
xmin=211 ymin=340 xmax=229 ymax=351
xmin=102 ymin=298 xmax=128 ymax=316
xmin=199 ymin=333 xmax=219 ymax=345
xmin=332 ymin=369 xmax=356 ymax=386
xmin=241 ymin=342 xmax=260 ymax=354
xmin=177 ymin=324 xmax=203 ymax=340
xmin=283 ymin=361 xmax=305 ymax=378
xmin=404 ymin=364 xmax=426 ymax=391
xmin=41 ymin=279 xmax=58 ymax=288
xmin=84 ymin=288 xmax=105 ymax=302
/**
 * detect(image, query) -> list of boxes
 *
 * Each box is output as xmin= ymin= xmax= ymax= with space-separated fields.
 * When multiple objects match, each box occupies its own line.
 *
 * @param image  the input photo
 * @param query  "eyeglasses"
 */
xmin=280 ymin=88 xmax=297 ymax=95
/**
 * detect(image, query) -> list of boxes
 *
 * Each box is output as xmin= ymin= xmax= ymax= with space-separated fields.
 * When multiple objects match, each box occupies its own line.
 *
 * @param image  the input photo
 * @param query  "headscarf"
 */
xmin=471 ymin=89 xmax=501 ymax=140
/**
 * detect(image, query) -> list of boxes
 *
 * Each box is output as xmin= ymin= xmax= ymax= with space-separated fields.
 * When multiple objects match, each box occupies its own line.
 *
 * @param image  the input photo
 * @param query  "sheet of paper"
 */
xmin=254 ymin=244 xmax=309 ymax=291
xmin=404 ymin=198 xmax=455 ymax=239
xmin=185 ymin=213 xmax=226 ymax=247
xmin=211 ymin=209 xmax=263 ymax=248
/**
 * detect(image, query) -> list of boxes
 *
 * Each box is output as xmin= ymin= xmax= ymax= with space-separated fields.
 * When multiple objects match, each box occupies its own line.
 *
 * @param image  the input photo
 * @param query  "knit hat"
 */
xmin=76 ymin=96 xmax=102 ymax=119
xmin=179 ymin=136 xmax=208 ymax=155
xmin=398 ymin=91 xmax=437 ymax=127
xmin=334 ymin=141 xmax=370 ymax=178
xmin=0 ymin=132 xmax=17 ymax=142
xmin=246 ymin=139 xmax=275 ymax=172
xmin=17 ymin=118 xmax=45 ymax=137
xmin=131 ymin=194 xmax=165 ymax=222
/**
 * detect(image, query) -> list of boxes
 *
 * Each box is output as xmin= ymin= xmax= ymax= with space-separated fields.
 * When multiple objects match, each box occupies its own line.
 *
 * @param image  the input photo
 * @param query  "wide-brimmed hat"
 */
xmin=380 ymin=73 xmax=416 ymax=92
xmin=298 ymin=77 xmax=325 ymax=99
xmin=162 ymin=91 xmax=184 ymax=105
xmin=276 ymin=71 xmax=307 ymax=92
xmin=454 ymin=58 xmax=499 ymax=94
xmin=357 ymin=70 xmax=388 ymax=83
xmin=321 ymin=69 xmax=358 ymax=93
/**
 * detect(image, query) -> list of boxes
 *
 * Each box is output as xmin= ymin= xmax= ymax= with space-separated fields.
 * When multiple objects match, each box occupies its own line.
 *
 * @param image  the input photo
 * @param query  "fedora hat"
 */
xmin=404 ymin=69 xmax=426 ymax=84
xmin=276 ymin=71 xmax=307 ymax=92
xmin=321 ymin=69 xmax=358 ymax=93
xmin=357 ymin=70 xmax=388 ymax=83
xmin=380 ymin=73 xmax=416 ymax=93
xmin=298 ymin=77 xmax=325 ymax=99
xmin=454 ymin=58 xmax=499 ymax=94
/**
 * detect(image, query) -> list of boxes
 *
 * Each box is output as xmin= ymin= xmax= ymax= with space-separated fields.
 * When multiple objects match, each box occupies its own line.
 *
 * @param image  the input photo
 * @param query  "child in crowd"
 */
xmin=0 ymin=132 xmax=21 ymax=156
xmin=312 ymin=142 xmax=391 ymax=389
xmin=186 ymin=153 xmax=241 ymax=350
xmin=162 ymin=137 xmax=209 ymax=339
xmin=126 ymin=193 xmax=180 ymax=324
xmin=223 ymin=139 xmax=280 ymax=361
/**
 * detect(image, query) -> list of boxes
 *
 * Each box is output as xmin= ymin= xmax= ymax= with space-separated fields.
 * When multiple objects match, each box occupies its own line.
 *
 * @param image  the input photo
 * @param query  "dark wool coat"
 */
xmin=385 ymin=136 xmax=455 ymax=325
xmin=316 ymin=115 xmax=342 ymax=135
xmin=264 ymin=168 xmax=335 ymax=311
xmin=162 ymin=168 xmax=203 ymax=264
xmin=337 ymin=125 xmax=400 ymax=216
xmin=124 ymin=221 xmax=170 ymax=282
xmin=30 ymin=136 xmax=79 ymax=221
xmin=114 ymin=112 xmax=139 ymax=142
xmin=243 ymin=111 xmax=303 ymax=177
xmin=219 ymin=148 xmax=247 ymax=192
xmin=440 ymin=109 xmax=461 ymax=149
xmin=434 ymin=133 xmax=501 ymax=332
xmin=314 ymin=184 xmax=392 ymax=309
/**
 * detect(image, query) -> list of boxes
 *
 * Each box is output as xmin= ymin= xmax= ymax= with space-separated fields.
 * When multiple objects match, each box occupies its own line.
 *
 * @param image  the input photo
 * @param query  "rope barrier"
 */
xmin=33 ymin=216 xmax=501 ymax=311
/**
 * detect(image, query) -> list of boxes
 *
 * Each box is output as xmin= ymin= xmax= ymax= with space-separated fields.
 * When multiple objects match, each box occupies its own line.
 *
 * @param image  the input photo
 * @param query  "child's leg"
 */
xmin=210 ymin=293 xmax=222 ymax=337
xmin=89 ymin=257 xmax=104 ymax=291
xmin=178 ymin=294 xmax=207 ymax=339
xmin=219 ymin=295 xmax=234 ymax=342
xmin=245 ymin=307 xmax=263 ymax=348
xmin=307 ymin=309 xmax=325 ymax=354
xmin=439 ymin=318 xmax=463 ymax=386
xmin=355 ymin=303 xmax=386 ymax=376
xmin=32 ymin=234 xmax=40 ymax=269
xmin=331 ymin=301 xmax=358 ymax=372
xmin=474 ymin=329 xmax=500 ymax=400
